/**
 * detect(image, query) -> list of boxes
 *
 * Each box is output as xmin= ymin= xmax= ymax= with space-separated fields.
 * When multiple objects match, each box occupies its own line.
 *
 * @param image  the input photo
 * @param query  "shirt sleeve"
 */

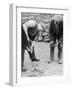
xmin=23 ymin=24 xmax=29 ymax=41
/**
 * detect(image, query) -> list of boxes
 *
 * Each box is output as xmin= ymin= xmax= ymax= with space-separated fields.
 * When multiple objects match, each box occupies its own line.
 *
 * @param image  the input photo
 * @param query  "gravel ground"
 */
xmin=21 ymin=42 xmax=63 ymax=77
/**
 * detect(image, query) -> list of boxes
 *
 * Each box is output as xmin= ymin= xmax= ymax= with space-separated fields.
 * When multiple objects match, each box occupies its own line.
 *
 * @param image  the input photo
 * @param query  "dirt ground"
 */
xmin=21 ymin=42 xmax=63 ymax=77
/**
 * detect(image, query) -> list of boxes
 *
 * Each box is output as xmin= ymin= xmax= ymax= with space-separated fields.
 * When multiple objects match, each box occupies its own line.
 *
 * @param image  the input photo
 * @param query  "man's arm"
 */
xmin=23 ymin=24 xmax=29 ymax=41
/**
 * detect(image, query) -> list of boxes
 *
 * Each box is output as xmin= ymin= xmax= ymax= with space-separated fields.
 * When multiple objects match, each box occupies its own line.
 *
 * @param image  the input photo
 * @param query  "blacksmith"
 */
xmin=22 ymin=20 xmax=40 ymax=71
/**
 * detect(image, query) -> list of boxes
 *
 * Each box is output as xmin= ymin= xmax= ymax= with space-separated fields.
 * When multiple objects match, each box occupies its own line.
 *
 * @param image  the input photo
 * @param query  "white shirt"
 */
xmin=23 ymin=20 xmax=37 ymax=41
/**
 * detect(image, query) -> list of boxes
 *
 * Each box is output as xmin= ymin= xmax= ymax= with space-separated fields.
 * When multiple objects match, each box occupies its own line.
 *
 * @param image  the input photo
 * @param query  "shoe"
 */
xmin=48 ymin=60 xmax=52 ymax=63
xmin=48 ymin=58 xmax=54 ymax=63
xmin=58 ymin=58 xmax=63 ymax=64
xmin=32 ymin=58 xmax=40 ymax=62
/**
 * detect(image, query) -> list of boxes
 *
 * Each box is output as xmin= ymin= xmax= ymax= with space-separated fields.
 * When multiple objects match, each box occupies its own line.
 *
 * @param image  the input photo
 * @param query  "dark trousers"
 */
xmin=50 ymin=37 xmax=63 ymax=61
xmin=21 ymin=42 xmax=37 ymax=71
xmin=49 ymin=20 xmax=63 ymax=61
